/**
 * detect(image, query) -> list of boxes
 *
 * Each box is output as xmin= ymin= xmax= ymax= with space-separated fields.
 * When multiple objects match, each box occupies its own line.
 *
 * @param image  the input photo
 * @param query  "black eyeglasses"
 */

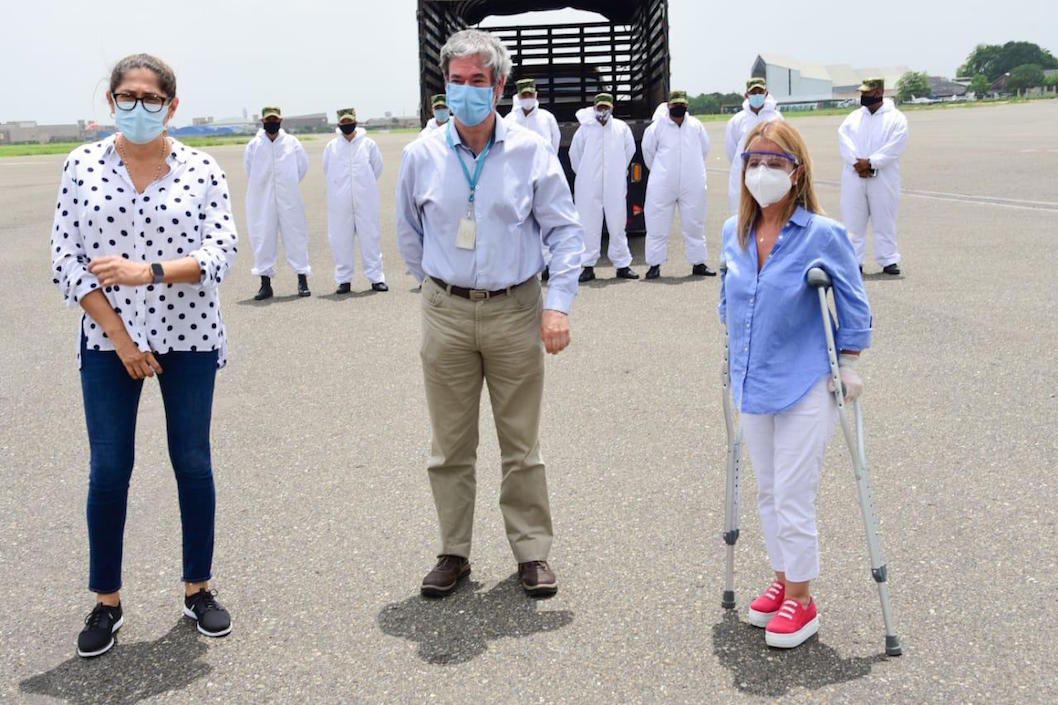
xmin=113 ymin=92 xmax=169 ymax=113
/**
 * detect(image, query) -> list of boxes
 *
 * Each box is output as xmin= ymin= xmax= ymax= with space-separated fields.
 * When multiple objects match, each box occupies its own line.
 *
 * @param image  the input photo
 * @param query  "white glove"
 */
xmin=828 ymin=353 xmax=863 ymax=402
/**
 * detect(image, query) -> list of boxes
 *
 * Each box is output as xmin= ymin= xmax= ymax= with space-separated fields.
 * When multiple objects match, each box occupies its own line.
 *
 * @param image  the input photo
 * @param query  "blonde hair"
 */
xmin=736 ymin=121 xmax=823 ymax=249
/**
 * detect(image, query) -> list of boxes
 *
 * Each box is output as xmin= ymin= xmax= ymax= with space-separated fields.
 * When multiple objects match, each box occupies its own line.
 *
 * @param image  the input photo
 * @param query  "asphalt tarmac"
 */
xmin=1 ymin=100 xmax=1056 ymax=704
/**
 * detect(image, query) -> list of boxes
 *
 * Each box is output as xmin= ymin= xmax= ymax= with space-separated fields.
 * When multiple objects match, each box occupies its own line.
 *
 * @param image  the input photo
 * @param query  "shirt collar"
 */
xmin=788 ymin=205 xmax=811 ymax=228
xmin=102 ymin=134 xmax=187 ymax=166
xmin=447 ymin=113 xmax=507 ymax=149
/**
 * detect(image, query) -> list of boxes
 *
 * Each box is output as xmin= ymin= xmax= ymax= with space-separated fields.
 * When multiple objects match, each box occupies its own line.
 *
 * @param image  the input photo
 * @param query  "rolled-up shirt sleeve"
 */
xmin=50 ymin=157 xmax=101 ymax=307
xmin=395 ymin=146 xmax=426 ymax=283
xmin=189 ymin=168 xmax=239 ymax=288
xmin=812 ymin=223 xmax=872 ymax=351
xmin=532 ymin=146 xmax=583 ymax=313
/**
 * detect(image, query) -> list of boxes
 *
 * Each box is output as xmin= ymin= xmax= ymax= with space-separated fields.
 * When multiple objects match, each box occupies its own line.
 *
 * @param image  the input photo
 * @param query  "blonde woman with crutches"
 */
xmin=718 ymin=121 xmax=875 ymax=649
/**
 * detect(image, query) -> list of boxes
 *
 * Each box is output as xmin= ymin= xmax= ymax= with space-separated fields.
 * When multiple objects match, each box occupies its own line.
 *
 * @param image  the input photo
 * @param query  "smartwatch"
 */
xmin=151 ymin=262 xmax=165 ymax=284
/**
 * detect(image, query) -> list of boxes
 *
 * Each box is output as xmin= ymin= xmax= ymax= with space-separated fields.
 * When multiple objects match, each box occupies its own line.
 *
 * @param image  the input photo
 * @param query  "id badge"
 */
xmin=456 ymin=204 xmax=476 ymax=250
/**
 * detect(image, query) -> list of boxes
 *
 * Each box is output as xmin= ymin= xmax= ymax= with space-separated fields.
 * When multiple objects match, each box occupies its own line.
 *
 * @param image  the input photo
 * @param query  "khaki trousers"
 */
xmin=420 ymin=276 xmax=552 ymax=563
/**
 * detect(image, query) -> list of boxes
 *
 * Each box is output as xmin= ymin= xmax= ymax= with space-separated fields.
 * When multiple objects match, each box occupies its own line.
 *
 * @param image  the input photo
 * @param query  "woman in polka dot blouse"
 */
xmin=50 ymin=54 xmax=237 ymax=657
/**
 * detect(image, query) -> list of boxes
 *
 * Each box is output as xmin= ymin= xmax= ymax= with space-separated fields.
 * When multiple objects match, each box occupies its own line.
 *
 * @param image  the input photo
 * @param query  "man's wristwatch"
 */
xmin=150 ymin=262 xmax=165 ymax=284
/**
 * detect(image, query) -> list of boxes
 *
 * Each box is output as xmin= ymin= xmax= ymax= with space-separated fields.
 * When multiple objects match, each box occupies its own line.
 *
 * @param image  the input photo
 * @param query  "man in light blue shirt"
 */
xmin=396 ymin=28 xmax=584 ymax=599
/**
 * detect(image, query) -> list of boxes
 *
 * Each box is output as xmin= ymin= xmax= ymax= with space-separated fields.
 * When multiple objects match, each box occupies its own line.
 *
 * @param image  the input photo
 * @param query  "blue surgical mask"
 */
xmin=115 ymin=103 xmax=168 ymax=144
xmin=748 ymin=94 xmax=766 ymax=109
xmin=435 ymin=108 xmax=450 ymax=124
xmin=446 ymin=82 xmax=495 ymax=127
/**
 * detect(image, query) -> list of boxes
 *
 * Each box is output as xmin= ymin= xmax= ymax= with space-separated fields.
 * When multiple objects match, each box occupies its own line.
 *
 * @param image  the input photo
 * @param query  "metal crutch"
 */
xmin=719 ymin=262 xmax=742 ymax=610
xmin=807 ymin=266 xmax=902 ymax=657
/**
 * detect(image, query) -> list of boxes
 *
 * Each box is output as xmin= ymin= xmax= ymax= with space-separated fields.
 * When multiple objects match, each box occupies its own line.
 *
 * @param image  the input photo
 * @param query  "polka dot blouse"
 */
xmin=50 ymin=136 xmax=238 ymax=368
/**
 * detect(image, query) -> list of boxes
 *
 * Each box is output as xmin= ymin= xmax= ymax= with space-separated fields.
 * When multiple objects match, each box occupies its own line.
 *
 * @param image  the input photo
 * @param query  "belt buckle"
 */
xmin=468 ymin=289 xmax=489 ymax=301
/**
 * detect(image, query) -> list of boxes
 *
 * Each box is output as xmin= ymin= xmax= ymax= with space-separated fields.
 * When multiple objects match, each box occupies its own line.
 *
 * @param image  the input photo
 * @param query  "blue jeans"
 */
xmin=80 ymin=338 xmax=219 ymax=593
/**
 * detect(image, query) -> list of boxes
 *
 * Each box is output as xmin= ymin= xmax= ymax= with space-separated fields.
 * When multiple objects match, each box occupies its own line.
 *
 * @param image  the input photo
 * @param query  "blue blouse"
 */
xmin=719 ymin=206 xmax=873 ymax=415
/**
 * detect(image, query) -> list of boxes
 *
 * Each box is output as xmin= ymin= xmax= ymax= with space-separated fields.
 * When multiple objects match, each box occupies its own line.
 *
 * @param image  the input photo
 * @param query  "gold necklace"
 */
xmin=116 ymin=133 xmax=169 ymax=190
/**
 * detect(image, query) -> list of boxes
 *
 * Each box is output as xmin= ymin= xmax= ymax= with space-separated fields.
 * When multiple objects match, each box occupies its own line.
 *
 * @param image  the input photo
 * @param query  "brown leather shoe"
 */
xmin=420 ymin=555 xmax=470 ymax=598
xmin=518 ymin=561 xmax=558 ymax=597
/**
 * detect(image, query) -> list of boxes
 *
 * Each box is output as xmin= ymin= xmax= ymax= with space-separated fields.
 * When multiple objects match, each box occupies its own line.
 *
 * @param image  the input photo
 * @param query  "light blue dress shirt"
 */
xmin=719 ymin=206 xmax=873 ymax=415
xmin=396 ymin=116 xmax=584 ymax=313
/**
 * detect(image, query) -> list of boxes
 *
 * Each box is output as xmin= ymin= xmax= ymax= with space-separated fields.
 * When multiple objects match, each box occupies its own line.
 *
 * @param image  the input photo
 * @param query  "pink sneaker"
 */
xmin=747 ymin=581 xmax=785 ymax=628
xmin=765 ymin=598 xmax=820 ymax=649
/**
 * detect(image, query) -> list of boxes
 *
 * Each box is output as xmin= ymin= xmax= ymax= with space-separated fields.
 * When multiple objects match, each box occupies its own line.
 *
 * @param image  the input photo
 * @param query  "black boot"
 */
xmin=645 ymin=265 xmax=661 ymax=280
xmin=615 ymin=266 xmax=640 ymax=280
xmin=578 ymin=266 xmax=596 ymax=283
xmin=297 ymin=274 xmax=311 ymax=297
xmin=254 ymin=276 xmax=273 ymax=301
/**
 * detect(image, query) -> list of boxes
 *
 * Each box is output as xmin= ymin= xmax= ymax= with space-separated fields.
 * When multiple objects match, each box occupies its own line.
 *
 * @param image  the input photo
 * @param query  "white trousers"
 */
xmin=840 ymin=169 xmax=901 ymax=267
xmin=328 ymin=223 xmax=385 ymax=285
xmin=249 ymin=213 xmax=312 ymax=277
xmin=644 ymin=191 xmax=708 ymax=266
xmin=579 ymin=199 xmax=632 ymax=269
xmin=741 ymin=376 xmax=837 ymax=583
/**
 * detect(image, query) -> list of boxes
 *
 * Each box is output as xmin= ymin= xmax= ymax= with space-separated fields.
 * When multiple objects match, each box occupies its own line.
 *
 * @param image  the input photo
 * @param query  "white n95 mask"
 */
xmin=745 ymin=165 xmax=793 ymax=208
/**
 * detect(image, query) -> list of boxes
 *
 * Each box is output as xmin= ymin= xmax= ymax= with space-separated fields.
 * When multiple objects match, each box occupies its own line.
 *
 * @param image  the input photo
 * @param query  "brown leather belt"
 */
xmin=429 ymin=276 xmax=529 ymax=301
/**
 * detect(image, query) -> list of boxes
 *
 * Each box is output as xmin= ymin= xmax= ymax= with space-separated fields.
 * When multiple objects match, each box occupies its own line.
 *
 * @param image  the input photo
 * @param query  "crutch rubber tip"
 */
xmin=722 ymin=590 xmax=736 ymax=609
xmin=807 ymin=267 xmax=831 ymax=289
xmin=885 ymin=635 xmax=903 ymax=657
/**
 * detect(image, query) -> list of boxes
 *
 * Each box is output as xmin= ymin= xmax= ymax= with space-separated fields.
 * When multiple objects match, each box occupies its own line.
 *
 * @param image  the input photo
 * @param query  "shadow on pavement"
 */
xmin=378 ymin=575 xmax=574 ymax=665
xmin=712 ymin=610 xmax=885 ymax=698
xmin=233 ymin=294 xmax=307 ymax=306
xmin=20 ymin=621 xmax=211 ymax=705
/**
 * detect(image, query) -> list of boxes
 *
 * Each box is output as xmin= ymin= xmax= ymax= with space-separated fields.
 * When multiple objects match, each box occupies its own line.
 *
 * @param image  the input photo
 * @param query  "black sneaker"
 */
xmin=77 ymin=602 xmax=123 ymax=658
xmin=578 ymin=266 xmax=596 ymax=283
xmin=615 ymin=266 xmax=640 ymax=280
xmin=882 ymin=263 xmax=901 ymax=276
xmin=297 ymin=274 xmax=311 ymax=297
xmin=335 ymin=282 xmax=351 ymax=295
xmin=645 ymin=265 xmax=661 ymax=280
xmin=183 ymin=589 xmax=232 ymax=637
xmin=691 ymin=263 xmax=717 ymax=277
xmin=371 ymin=281 xmax=389 ymax=292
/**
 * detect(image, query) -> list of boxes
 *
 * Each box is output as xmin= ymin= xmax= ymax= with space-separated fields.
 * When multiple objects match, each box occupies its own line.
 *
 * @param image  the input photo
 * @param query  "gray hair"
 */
xmin=439 ymin=29 xmax=511 ymax=86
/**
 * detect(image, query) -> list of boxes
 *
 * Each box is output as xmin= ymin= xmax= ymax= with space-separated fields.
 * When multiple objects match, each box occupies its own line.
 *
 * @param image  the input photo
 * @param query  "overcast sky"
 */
xmin=2 ymin=0 xmax=1053 ymax=125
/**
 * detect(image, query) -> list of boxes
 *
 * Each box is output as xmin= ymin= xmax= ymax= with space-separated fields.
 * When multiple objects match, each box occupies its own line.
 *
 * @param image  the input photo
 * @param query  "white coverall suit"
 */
xmin=322 ymin=127 xmax=385 ymax=285
xmin=642 ymin=103 xmax=711 ymax=267
xmin=725 ymin=95 xmax=784 ymax=213
xmin=503 ymin=104 xmax=561 ymax=153
xmin=838 ymin=98 xmax=910 ymax=267
xmin=569 ymin=107 xmax=635 ymax=269
xmin=419 ymin=117 xmax=447 ymax=138
xmin=244 ymin=128 xmax=311 ymax=276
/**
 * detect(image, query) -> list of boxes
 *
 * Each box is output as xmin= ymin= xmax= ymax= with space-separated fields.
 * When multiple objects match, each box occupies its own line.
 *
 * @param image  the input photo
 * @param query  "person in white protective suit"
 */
xmin=323 ymin=107 xmax=388 ymax=294
xmin=838 ymin=77 xmax=910 ymax=275
xmin=419 ymin=94 xmax=450 ymax=137
xmin=725 ymin=77 xmax=784 ymax=214
xmin=641 ymin=89 xmax=715 ymax=279
xmin=243 ymin=106 xmax=312 ymax=299
xmin=503 ymin=78 xmax=560 ymax=152
xmin=504 ymin=77 xmax=562 ymax=281
xmin=568 ymin=93 xmax=639 ymax=282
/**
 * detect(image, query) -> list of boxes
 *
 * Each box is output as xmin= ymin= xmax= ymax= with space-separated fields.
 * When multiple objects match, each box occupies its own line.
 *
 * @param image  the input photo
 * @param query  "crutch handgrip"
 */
xmin=807 ymin=267 xmax=831 ymax=289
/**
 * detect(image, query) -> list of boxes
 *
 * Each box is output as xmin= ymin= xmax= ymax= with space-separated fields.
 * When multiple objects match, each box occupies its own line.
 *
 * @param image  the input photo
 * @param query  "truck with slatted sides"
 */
xmin=416 ymin=0 xmax=671 ymax=236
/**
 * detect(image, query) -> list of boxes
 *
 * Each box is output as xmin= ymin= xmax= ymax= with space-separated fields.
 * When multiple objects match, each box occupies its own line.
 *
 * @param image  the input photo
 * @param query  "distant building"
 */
xmin=0 ymin=120 xmax=83 ymax=144
xmin=928 ymin=76 xmax=968 ymax=99
xmin=280 ymin=113 xmax=329 ymax=133
xmin=751 ymin=55 xmax=910 ymax=103
xmin=361 ymin=115 xmax=420 ymax=131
